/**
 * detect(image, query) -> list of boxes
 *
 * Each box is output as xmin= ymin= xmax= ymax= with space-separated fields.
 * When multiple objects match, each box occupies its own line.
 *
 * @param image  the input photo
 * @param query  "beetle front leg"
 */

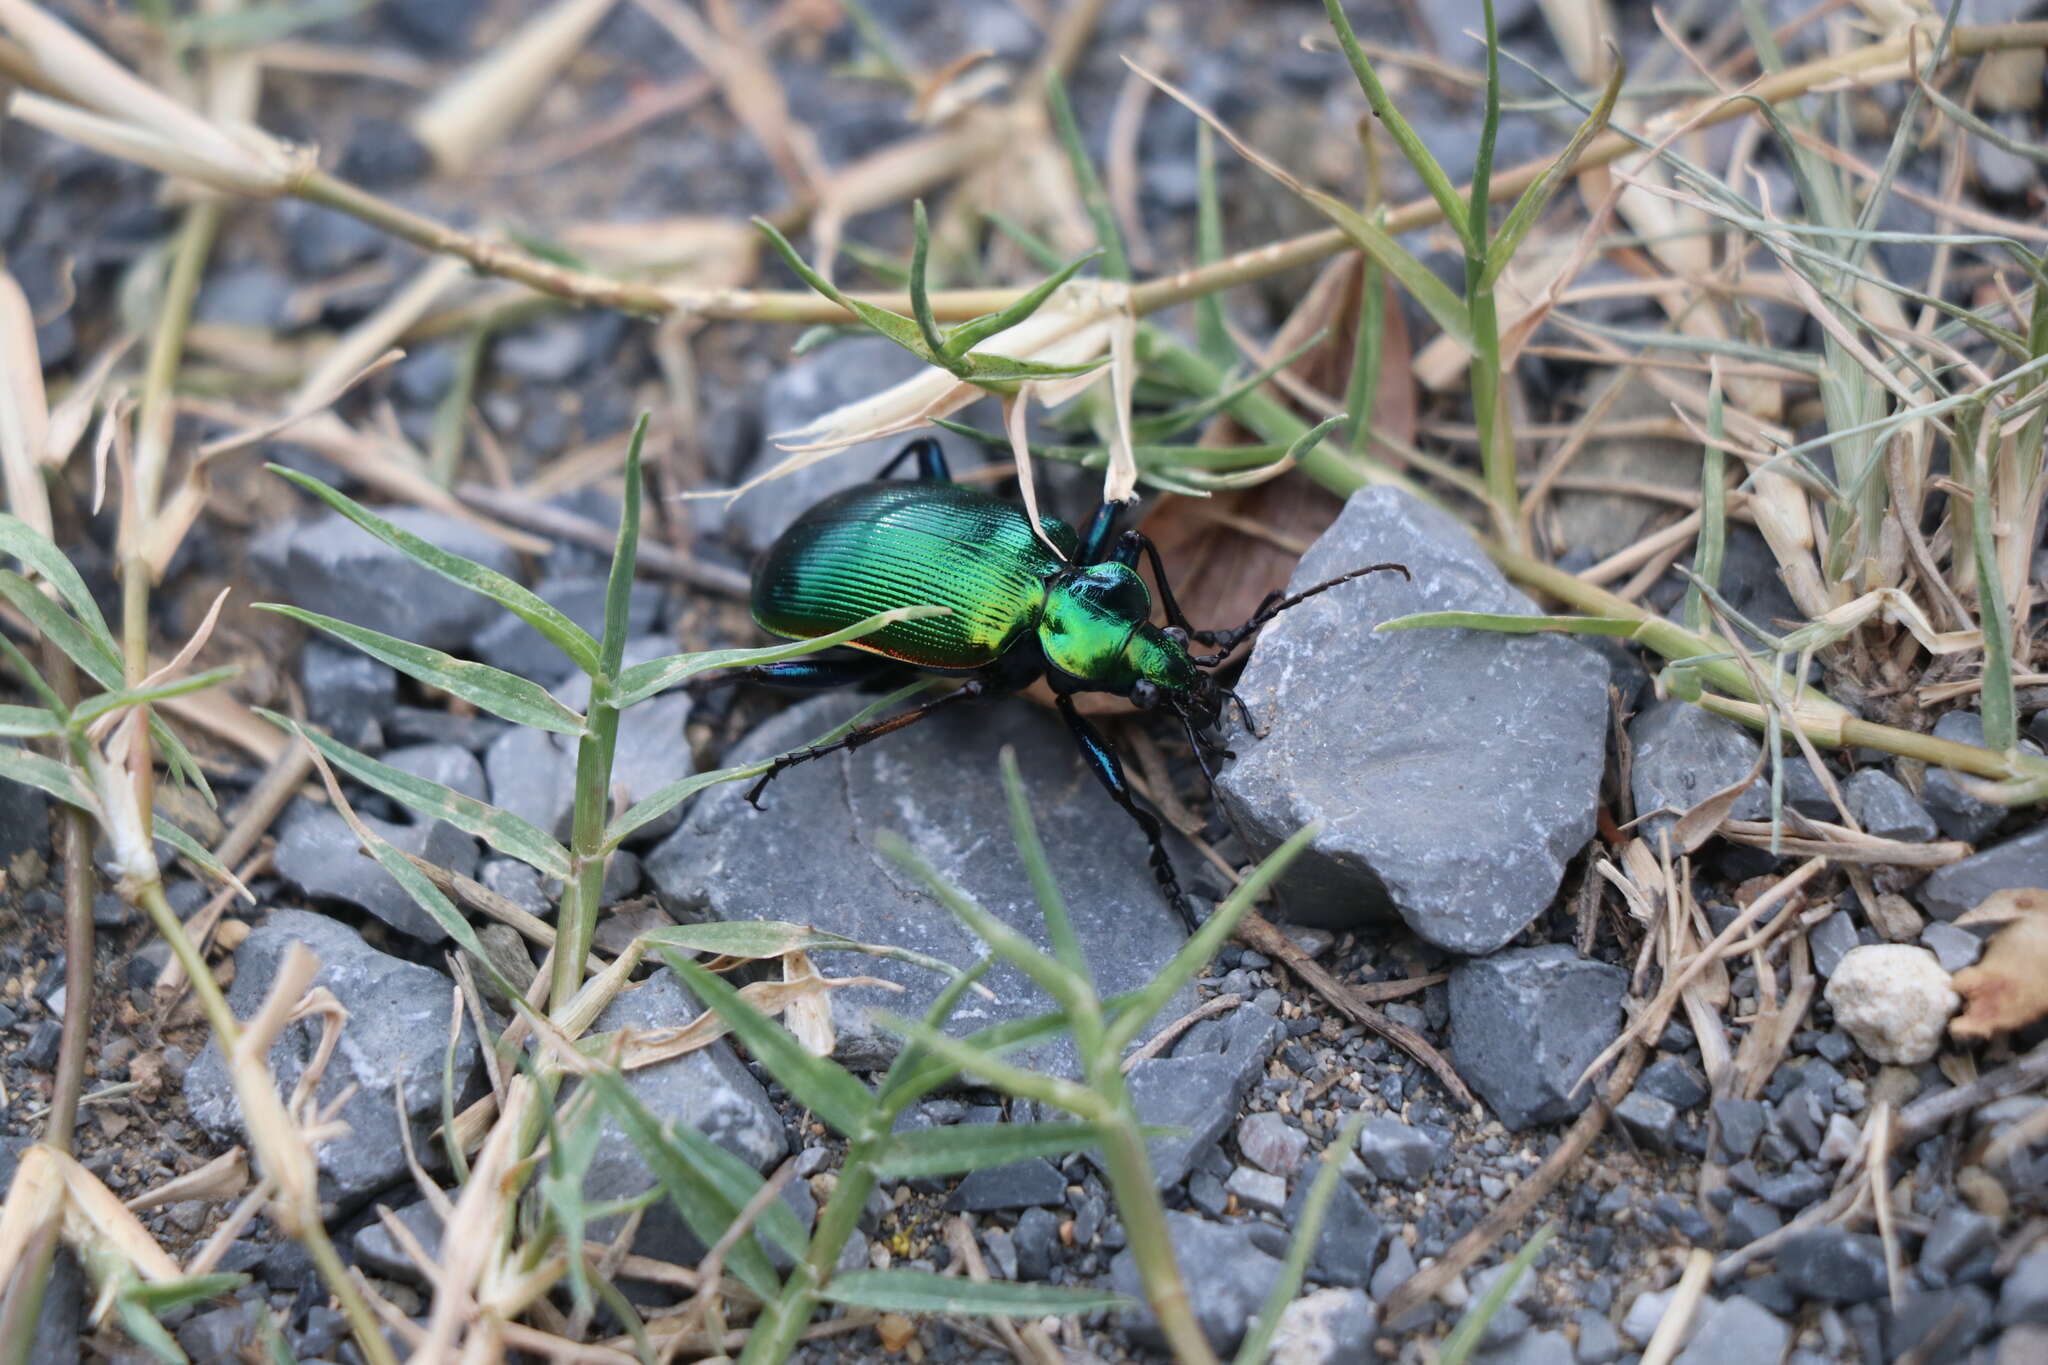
xmin=1055 ymin=695 xmax=1198 ymax=933
xmin=745 ymin=679 xmax=987 ymax=808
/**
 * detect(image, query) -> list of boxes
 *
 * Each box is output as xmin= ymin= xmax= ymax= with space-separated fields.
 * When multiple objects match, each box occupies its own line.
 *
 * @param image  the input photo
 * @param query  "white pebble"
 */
xmin=1823 ymin=944 xmax=1959 ymax=1065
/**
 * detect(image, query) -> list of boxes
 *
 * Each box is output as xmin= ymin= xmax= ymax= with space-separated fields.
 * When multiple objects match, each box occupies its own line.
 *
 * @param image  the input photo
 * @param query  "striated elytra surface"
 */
xmin=1217 ymin=486 xmax=1609 ymax=954
xmin=644 ymin=693 xmax=1194 ymax=1073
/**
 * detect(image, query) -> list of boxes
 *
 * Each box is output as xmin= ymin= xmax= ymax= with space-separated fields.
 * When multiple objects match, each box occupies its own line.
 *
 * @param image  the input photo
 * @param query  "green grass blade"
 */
xmin=1343 ymin=259 xmax=1386 ymax=453
xmin=1103 ymin=823 xmax=1319 ymax=1055
xmin=877 ymin=955 xmax=993 ymax=1111
xmin=0 ymin=513 xmax=121 ymax=664
xmin=1321 ymin=0 xmax=1476 ymax=255
xmin=153 ymin=815 xmax=243 ymax=892
xmin=256 ymin=605 xmax=587 ymax=735
xmin=602 ymin=415 xmax=650 ymax=679
xmin=878 ymin=1013 xmax=1103 ymax=1115
xmin=1482 ymin=55 xmax=1625 ymax=289
xmin=638 ymin=921 xmax=982 ymax=989
xmin=0 ymin=569 xmax=123 ymax=691
xmin=1439 ymin=1223 xmax=1556 ymax=1365
xmin=1685 ymin=378 xmax=1728 ymax=635
xmin=1045 ymin=70 xmax=1130 ymax=280
xmin=656 ymin=948 xmax=879 ymax=1138
xmin=1964 ymin=427 xmax=2018 ymax=751
xmin=909 ymin=200 xmax=951 ymax=363
xmin=1234 ymin=1113 xmax=1366 ymax=1365
xmin=1195 ymin=123 xmax=1233 ymax=370
xmin=1129 ymin=332 xmax=1326 ymax=443
xmin=614 ymin=607 xmax=947 ymax=706
xmin=69 ymin=666 xmax=242 ymax=730
xmin=268 ymin=465 xmax=602 ymax=676
xmin=263 ymin=712 xmax=572 ymax=879
xmin=0 ymin=743 xmax=87 ymax=809
xmin=1468 ymin=0 xmax=1501 ymax=249
xmin=580 ymin=1067 xmax=786 ymax=1299
xmin=753 ymin=217 xmax=932 ymax=356
xmin=998 ymin=748 xmax=1086 ymax=981
xmin=0 ymin=704 xmax=61 ymax=738
xmin=1376 ymin=610 xmax=1645 ymax=637
xmin=820 ymin=1268 xmax=1127 ymax=1316
xmin=870 ymin=1121 xmax=1109 ymax=1178
xmin=942 ymin=247 xmax=1102 ymax=358
xmin=981 ymin=212 xmax=1067 ymax=272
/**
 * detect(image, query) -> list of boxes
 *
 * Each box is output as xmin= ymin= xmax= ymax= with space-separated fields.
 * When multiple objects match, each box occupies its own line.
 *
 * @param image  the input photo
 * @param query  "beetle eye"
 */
xmin=1163 ymin=626 xmax=1189 ymax=648
xmin=1131 ymin=680 xmax=1160 ymax=710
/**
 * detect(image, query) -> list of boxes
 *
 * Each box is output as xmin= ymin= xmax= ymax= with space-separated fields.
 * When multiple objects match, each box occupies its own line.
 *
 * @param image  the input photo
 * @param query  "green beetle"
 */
xmin=714 ymin=437 xmax=1406 ymax=930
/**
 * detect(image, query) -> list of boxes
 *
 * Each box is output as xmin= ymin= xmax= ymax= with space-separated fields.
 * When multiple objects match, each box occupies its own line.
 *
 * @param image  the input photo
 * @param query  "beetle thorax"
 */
xmin=1037 ymin=563 xmax=1202 ymax=701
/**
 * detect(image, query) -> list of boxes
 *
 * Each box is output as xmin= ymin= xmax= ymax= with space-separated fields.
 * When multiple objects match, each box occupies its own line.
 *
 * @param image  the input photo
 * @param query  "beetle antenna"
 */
xmin=1193 ymin=561 xmax=1409 ymax=654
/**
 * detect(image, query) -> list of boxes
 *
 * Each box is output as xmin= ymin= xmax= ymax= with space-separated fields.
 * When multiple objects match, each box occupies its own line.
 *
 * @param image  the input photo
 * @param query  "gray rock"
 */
xmin=1226 ymin=1165 xmax=1287 ymax=1213
xmin=1270 ymin=1287 xmax=1377 ymax=1365
xmin=1574 ymin=1307 xmax=1620 ymax=1364
xmin=1674 ymin=1297 xmax=1791 ymax=1365
xmin=494 ymin=319 xmax=597 ymax=384
xmin=1357 ymin=1115 xmax=1442 ymax=1185
xmin=1371 ymin=1234 xmax=1417 ymax=1305
xmin=382 ymin=743 xmax=489 ymax=807
xmin=1714 ymin=1098 xmax=1767 ymax=1160
xmin=1921 ymin=1205 xmax=1997 ymax=1281
xmin=981 ymin=1227 xmax=1017 ymax=1280
xmin=353 ymin=1199 xmax=443 ymax=1284
xmin=1284 ymin=1172 xmax=1381 ymax=1289
xmin=582 ymin=971 xmax=787 ymax=1266
xmin=470 ymin=575 xmax=663 ymax=682
xmin=1614 ymin=1092 xmax=1679 ymax=1151
xmin=184 ymin=910 xmax=480 ymax=1206
xmin=1111 ymin=1211 xmax=1285 ymax=1354
xmin=1809 ymin=910 xmax=1859 ymax=978
xmin=273 ymin=801 xmax=479 ymax=943
xmin=479 ymin=858 xmax=551 ymax=918
xmin=1622 ymin=1288 xmax=1691 ymax=1347
xmin=1919 ymin=824 xmax=2048 ymax=920
xmin=176 ymin=1301 xmax=262 ymax=1363
xmin=1724 ymin=1198 xmax=1781 ymax=1248
xmin=728 ymin=337 xmax=987 ymax=553
xmin=1890 ymin=1286 xmax=1993 ymax=1363
xmin=1639 ymin=1056 xmax=1710 ymax=1110
xmin=381 ymin=0 xmax=483 ymax=53
xmin=2002 ymin=1325 xmax=2048 ymax=1365
xmin=1416 ymin=0 xmax=1541 ymax=53
xmin=1999 ymin=1249 xmax=2048 ymax=1326
xmin=254 ymin=504 xmax=520 ymax=651
xmin=1449 ymin=946 xmax=1627 ymax=1130
xmin=483 ymin=726 xmax=573 ymax=844
xmin=1843 ymin=768 xmax=1938 ymax=842
xmin=1776 ymin=1228 xmax=1888 ymax=1303
xmin=1475 ymin=1330 xmax=1574 ymax=1365
xmin=1921 ymin=921 xmax=1986 ymax=973
xmin=647 ymin=693 xmax=1196 ymax=1074
xmin=0 ymin=750 xmax=50 ymax=865
xmin=1217 ymin=488 xmax=1607 ymax=953
xmin=197 ymin=264 xmax=290 ymax=330
xmin=1117 ymin=1008 xmax=1282 ymax=1188
xmin=300 ymin=638 xmax=396 ymax=751
xmin=1014 ymin=1207 xmax=1059 ymax=1279
xmin=274 ymin=200 xmax=385 ymax=278
xmin=1923 ymin=712 xmax=2009 ymax=842
xmin=1238 ymin=1111 xmax=1309 ymax=1176
xmin=947 ymin=1159 xmax=1066 ymax=1212
xmin=1630 ymin=699 xmax=1767 ymax=839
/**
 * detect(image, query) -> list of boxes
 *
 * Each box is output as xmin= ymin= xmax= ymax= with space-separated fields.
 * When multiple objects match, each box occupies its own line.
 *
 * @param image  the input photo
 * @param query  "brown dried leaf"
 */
xmin=1951 ymin=889 xmax=2048 ymax=1042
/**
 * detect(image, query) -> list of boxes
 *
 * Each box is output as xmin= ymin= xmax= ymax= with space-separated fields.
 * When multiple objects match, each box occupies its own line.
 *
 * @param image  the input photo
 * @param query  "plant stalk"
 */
xmin=1091 ymin=1106 xmax=1215 ymax=1365
xmin=741 ymin=1140 xmax=878 ymax=1364
xmin=552 ymin=690 xmax=621 ymax=1014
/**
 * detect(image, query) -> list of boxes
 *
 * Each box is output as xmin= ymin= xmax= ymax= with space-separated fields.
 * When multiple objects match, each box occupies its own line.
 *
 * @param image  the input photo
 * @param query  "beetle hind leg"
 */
xmin=744 ymin=678 xmax=987 ymax=809
xmin=1056 ymin=696 xmax=1200 ymax=934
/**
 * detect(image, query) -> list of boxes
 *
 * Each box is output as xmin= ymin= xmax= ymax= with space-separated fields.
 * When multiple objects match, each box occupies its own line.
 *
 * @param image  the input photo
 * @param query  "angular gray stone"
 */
xmin=1919 ymin=824 xmax=2048 ymax=921
xmin=299 ymin=639 xmax=395 ymax=752
xmin=1110 ymin=1212 xmax=1285 ymax=1355
xmin=1809 ymin=910 xmax=1859 ymax=978
xmin=1674 ymin=1297 xmax=1791 ymax=1365
xmin=483 ymin=726 xmax=573 ymax=843
xmin=184 ymin=911 xmax=480 ymax=1206
xmin=1724 ymin=1198 xmax=1781 ymax=1248
xmin=1475 ymin=1330 xmax=1574 ymax=1365
xmin=1921 ymin=921 xmax=1985 ymax=973
xmin=1714 ymin=1098 xmax=1767 ymax=1162
xmin=1116 ymin=1008 xmax=1283 ymax=1189
xmin=1889 ymin=1287 xmax=1993 ymax=1364
xmin=647 ymin=693 xmax=1196 ymax=1073
xmin=1574 ymin=1307 xmax=1620 ymax=1364
xmin=727 ymin=337 xmax=986 ymax=553
xmin=1614 ymin=1092 xmax=1680 ymax=1151
xmin=1284 ymin=1173 xmax=1381 ymax=1289
xmin=479 ymin=858 xmax=551 ymax=918
xmin=273 ymin=801 xmax=479 ymax=943
xmin=471 ymin=574 xmax=663 ymax=682
xmin=1920 ymin=1205 xmax=1997 ymax=1281
xmin=1357 ymin=1116 xmax=1442 ymax=1185
xmin=353 ymin=1199 xmax=443 ymax=1284
xmin=1630 ymin=699 xmax=1767 ymax=839
xmin=1639 ymin=1056 xmax=1709 ymax=1110
xmin=947 ymin=1158 xmax=1066 ymax=1212
xmin=1226 ymin=1165 xmax=1287 ymax=1213
xmin=1448 ymin=946 xmax=1628 ymax=1130
xmin=1843 ymin=768 xmax=1938 ymax=843
xmin=1217 ymin=487 xmax=1607 ymax=953
xmin=582 ymin=970 xmax=786 ymax=1266
xmin=1776 ymin=1228 xmax=1888 ymax=1303
xmin=382 ymin=743 xmax=489 ymax=807
xmin=1923 ymin=713 xmax=2008 ymax=842
xmin=1999 ymin=1249 xmax=2048 ymax=1326
xmin=1270 ymin=1287 xmax=1377 ymax=1365
xmin=254 ymin=505 xmax=520 ymax=651
xmin=1237 ymin=1111 xmax=1309 ymax=1176
xmin=0 ymin=748 xmax=50 ymax=865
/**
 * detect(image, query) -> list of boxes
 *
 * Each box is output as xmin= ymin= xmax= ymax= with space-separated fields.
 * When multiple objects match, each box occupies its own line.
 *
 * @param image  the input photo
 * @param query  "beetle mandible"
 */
xmin=702 ymin=436 xmax=1407 ymax=931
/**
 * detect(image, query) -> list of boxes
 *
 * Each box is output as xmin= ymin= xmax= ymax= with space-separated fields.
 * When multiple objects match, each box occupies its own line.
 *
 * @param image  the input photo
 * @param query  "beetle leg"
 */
xmin=744 ymin=678 xmax=987 ymax=808
xmin=1056 ymin=695 xmax=1199 ymax=933
xmin=700 ymin=656 xmax=912 ymax=694
xmin=1108 ymin=530 xmax=1200 ymax=636
xmin=1078 ymin=500 xmax=1131 ymax=564
xmin=874 ymin=436 xmax=952 ymax=482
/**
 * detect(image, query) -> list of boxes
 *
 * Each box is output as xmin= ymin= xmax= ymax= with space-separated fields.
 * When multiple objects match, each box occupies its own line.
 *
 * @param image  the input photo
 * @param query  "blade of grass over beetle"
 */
xmin=998 ymin=748 xmax=1086 ymax=981
xmin=600 ymin=414 xmax=650 ymax=678
xmin=268 ymin=465 xmax=602 ymax=677
xmin=254 ymin=606 xmax=588 ymax=736
xmin=262 ymin=712 xmax=572 ymax=880
xmin=613 ymin=607 xmax=948 ymax=706
xmin=819 ymin=1269 xmax=1127 ymax=1316
xmin=656 ymin=949 xmax=878 ymax=1138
